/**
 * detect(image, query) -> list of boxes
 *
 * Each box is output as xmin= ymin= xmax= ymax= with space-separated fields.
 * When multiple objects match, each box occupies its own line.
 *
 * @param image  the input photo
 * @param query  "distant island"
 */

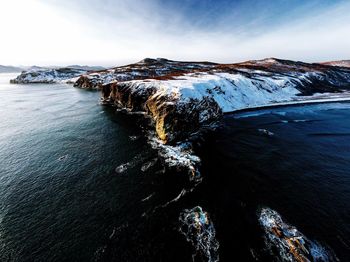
xmin=9 ymin=65 xmax=105 ymax=84
xmin=0 ymin=65 xmax=23 ymax=73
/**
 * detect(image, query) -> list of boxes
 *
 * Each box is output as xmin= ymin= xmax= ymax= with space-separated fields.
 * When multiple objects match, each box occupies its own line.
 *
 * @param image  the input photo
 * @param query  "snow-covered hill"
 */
xmin=10 ymin=66 xmax=104 ymax=84
xmin=92 ymin=58 xmax=350 ymax=143
xmin=74 ymin=58 xmax=217 ymax=88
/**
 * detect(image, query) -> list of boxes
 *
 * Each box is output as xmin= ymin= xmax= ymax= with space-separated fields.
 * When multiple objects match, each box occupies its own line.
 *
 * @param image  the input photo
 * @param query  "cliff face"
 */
xmin=93 ymin=58 xmax=350 ymax=144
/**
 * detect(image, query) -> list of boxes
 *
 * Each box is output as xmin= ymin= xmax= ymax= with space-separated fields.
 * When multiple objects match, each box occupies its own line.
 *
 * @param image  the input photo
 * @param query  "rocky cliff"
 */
xmin=79 ymin=58 xmax=350 ymax=144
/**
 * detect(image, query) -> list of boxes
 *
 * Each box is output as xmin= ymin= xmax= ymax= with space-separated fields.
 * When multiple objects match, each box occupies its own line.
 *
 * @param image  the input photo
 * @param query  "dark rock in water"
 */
xmin=115 ymin=163 xmax=130 ymax=174
xmin=259 ymin=208 xmax=338 ymax=262
xmin=58 ymin=155 xmax=68 ymax=161
xmin=258 ymin=128 xmax=274 ymax=137
xmin=179 ymin=206 xmax=219 ymax=262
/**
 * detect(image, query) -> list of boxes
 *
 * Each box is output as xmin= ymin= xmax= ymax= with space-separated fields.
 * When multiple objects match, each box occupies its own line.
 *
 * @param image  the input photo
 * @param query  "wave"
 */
xmin=58 ymin=154 xmax=68 ymax=161
xmin=281 ymin=119 xmax=314 ymax=123
xmin=141 ymin=192 xmax=155 ymax=202
xmin=129 ymin=135 xmax=139 ymax=141
xmin=141 ymin=158 xmax=158 ymax=172
xmin=115 ymin=153 xmax=148 ymax=174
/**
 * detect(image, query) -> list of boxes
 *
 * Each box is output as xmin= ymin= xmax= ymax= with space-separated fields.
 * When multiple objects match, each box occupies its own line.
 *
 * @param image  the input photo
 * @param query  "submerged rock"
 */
xmin=258 ymin=207 xmax=338 ymax=262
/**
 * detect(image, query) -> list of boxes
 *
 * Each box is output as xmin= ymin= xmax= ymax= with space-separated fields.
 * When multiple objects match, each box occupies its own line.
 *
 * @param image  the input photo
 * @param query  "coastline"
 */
xmin=224 ymin=92 xmax=350 ymax=115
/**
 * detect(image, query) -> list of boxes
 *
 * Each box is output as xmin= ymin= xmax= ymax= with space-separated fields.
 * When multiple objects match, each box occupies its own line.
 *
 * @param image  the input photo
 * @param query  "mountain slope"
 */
xmin=321 ymin=60 xmax=350 ymax=68
xmin=10 ymin=67 xmax=90 ymax=84
xmin=0 ymin=65 xmax=23 ymax=73
xmin=81 ymin=58 xmax=350 ymax=143
xmin=74 ymin=58 xmax=217 ymax=88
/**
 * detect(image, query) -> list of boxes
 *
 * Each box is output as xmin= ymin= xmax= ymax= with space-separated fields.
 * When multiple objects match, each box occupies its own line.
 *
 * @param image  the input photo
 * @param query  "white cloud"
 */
xmin=0 ymin=0 xmax=349 ymax=66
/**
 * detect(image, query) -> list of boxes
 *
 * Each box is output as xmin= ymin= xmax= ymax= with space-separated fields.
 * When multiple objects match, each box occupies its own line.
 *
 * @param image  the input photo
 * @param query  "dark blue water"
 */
xmin=1 ymin=73 xmax=350 ymax=261
xmin=195 ymin=103 xmax=350 ymax=261
xmin=0 ymin=74 xmax=188 ymax=261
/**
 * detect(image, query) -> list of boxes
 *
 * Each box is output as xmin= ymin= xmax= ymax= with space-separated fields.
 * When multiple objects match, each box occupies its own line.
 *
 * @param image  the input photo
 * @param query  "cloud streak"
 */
xmin=0 ymin=0 xmax=349 ymax=66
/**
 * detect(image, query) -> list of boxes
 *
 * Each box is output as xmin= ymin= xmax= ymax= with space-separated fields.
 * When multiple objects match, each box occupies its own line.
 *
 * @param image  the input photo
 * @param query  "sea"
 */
xmin=0 ymin=73 xmax=349 ymax=261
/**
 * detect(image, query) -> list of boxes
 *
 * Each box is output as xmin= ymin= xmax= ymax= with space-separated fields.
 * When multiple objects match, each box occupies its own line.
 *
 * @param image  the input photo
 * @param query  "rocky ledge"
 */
xmin=74 ymin=58 xmax=350 ymax=144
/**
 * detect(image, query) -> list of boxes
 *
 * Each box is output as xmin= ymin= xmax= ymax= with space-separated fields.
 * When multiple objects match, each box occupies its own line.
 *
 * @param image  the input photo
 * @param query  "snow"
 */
xmin=123 ymin=71 xmax=305 ymax=114
xmin=11 ymin=68 xmax=87 ymax=84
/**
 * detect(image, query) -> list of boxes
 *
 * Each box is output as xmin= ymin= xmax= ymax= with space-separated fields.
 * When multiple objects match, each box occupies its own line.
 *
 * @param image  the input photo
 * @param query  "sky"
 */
xmin=0 ymin=0 xmax=349 ymax=66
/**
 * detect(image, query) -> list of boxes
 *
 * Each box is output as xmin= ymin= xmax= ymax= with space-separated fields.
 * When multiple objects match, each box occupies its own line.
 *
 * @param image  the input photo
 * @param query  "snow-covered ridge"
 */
xmin=9 ymin=66 xmax=104 ymax=84
xmin=74 ymin=58 xmax=217 ymax=89
xmin=321 ymin=60 xmax=350 ymax=68
xmin=98 ymin=58 xmax=350 ymax=144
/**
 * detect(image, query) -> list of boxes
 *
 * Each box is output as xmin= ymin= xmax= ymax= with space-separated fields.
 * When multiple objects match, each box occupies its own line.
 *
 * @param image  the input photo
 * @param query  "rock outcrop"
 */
xmin=259 ymin=208 xmax=337 ymax=261
xmin=179 ymin=206 xmax=219 ymax=262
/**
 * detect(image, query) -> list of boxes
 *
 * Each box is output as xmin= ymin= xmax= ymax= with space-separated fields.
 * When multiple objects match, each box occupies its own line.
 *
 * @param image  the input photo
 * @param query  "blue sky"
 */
xmin=0 ymin=0 xmax=349 ymax=66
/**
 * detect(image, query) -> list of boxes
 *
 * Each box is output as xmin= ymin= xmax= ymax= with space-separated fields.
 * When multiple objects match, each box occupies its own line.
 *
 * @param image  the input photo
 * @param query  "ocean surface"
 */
xmin=0 ymin=73 xmax=349 ymax=261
